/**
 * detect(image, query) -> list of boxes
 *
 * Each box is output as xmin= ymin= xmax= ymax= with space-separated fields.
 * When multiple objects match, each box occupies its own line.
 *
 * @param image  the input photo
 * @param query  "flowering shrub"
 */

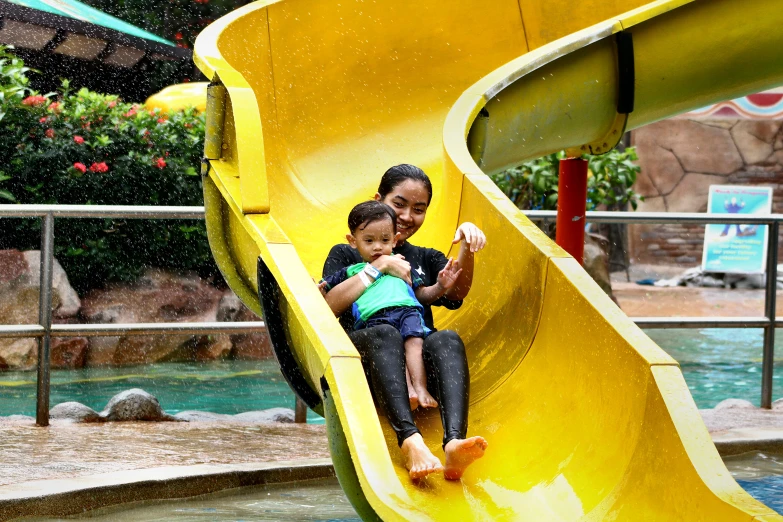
xmin=0 ymin=47 xmax=216 ymax=292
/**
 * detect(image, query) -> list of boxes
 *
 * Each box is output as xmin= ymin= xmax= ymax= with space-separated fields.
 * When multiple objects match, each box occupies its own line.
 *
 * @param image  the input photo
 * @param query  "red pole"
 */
xmin=555 ymin=157 xmax=589 ymax=265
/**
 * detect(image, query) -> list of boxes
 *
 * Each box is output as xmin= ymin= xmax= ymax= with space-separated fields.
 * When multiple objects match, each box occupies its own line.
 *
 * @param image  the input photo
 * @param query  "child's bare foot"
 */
xmin=401 ymin=433 xmax=443 ymax=480
xmin=444 ymin=436 xmax=488 ymax=480
xmin=406 ymin=369 xmax=419 ymax=410
xmin=414 ymin=386 xmax=438 ymax=408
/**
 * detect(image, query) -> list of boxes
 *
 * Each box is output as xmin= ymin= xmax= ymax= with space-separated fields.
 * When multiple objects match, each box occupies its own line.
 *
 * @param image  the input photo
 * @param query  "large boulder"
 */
xmin=99 ymin=388 xmax=178 ymax=422
xmin=50 ymin=401 xmax=103 ymax=423
xmin=81 ymin=269 xmax=232 ymax=366
xmin=0 ymin=250 xmax=82 ymax=370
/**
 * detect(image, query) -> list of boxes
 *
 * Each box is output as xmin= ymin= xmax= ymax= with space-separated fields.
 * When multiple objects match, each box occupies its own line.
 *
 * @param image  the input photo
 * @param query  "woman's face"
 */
xmin=376 ymin=179 xmax=429 ymax=244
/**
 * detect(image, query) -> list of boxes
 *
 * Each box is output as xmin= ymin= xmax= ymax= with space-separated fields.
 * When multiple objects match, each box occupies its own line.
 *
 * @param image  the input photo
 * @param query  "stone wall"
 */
xmin=630 ymin=119 xmax=783 ymax=265
xmin=0 ymin=253 xmax=273 ymax=370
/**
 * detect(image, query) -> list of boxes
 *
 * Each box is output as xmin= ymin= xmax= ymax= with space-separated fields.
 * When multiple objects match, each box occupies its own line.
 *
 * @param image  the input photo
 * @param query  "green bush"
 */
xmin=490 ymin=148 xmax=643 ymax=212
xmin=0 ymin=47 xmax=216 ymax=293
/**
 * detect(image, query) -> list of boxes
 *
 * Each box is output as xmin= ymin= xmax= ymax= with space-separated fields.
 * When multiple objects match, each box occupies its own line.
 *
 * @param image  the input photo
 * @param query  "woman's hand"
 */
xmin=373 ymin=254 xmax=412 ymax=285
xmin=452 ymin=222 xmax=487 ymax=253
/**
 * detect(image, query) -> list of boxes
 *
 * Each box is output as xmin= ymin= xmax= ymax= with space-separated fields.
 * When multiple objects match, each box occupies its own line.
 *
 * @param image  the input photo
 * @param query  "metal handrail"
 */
xmin=0 ymin=205 xmax=282 ymax=425
xmin=0 ymin=205 xmax=778 ymax=420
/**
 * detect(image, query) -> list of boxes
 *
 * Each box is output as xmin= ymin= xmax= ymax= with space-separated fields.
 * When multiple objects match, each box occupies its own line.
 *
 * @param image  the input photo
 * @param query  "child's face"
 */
xmin=347 ymin=218 xmax=398 ymax=263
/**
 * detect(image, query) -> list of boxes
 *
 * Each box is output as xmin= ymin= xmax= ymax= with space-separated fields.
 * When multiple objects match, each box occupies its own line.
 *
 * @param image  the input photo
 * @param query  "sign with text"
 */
xmin=702 ymin=185 xmax=773 ymax=274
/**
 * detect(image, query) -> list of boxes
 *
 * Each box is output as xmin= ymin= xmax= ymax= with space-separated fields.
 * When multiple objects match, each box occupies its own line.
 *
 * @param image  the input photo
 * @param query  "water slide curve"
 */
xmin=193 ymin=0 xmax=783 ymax=519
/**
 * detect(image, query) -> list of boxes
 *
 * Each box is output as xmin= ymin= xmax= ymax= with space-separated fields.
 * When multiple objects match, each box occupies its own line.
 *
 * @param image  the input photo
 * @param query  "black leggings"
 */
xmin=348 ymin=325 xmax=469 ymax=448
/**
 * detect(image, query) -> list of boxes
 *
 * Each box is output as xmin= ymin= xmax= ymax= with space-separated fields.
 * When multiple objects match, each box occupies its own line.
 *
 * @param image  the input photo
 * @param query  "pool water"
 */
xmin=40 ymin=453 xmax=783 ymax=520
xmin=45 ymin=477 xmax=360 ymax=521
xmin=0 ymin=328 xmax=780 ymax=419
xmin=0 ymin=359 xmax=323 ymax=424
xmin=724 ymin=452 xmax=783 ymax=514
xmin=645 ymin=328 xmax=783 ymax=408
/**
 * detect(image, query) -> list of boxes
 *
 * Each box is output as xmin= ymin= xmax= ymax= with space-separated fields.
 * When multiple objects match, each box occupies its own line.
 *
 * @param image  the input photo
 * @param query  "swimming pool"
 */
xmin=0 ymin=328 xmax=780 ymax=419
xmin=0 ymin=359 xmax=323 ymax=424
xmin=645 ymin=328 xmax=783 ymax=408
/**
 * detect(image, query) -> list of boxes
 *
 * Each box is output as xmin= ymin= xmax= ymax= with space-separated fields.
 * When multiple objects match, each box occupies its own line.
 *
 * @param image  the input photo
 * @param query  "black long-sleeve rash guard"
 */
xmin=322 ymin=242 xmax=463 ymax=331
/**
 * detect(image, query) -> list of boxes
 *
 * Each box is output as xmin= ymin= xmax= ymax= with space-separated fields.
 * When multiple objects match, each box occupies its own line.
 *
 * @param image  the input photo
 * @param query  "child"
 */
xmin=319 ymin=200 xmax=462 ymax=409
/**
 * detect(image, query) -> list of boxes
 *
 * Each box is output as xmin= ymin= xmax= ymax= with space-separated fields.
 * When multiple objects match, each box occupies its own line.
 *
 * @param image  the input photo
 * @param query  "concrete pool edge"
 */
xmin=0 ymin=458 xmax=334 ymax=520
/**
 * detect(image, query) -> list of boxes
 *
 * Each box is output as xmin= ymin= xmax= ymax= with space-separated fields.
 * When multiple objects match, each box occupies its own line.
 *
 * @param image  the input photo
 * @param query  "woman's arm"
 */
xmin=445 ymin=222 xmax=486 ymax=300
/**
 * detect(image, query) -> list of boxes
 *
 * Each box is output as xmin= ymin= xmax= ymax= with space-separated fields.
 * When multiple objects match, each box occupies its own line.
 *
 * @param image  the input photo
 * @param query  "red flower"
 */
xmin=157 ymin=117 xmax=166 ymax=124
xmin=73 ymin=136 xmax=85 ymax=144
xmin=175 ymin=32 xmax=183 ymax=40
xmin=107 ymin=100 xmax=117 ymax=108
xmin=44 ymin=128 xmax=55 ymax=138
xmin=73 ymin=162 xmax=87 ymax=174
xmin=48 ymin=101 xmax=61 ymax=112
xmin=39 ymin=117 xmax=47 ymax=123
xmin=124 ymin=108 xmax=137 ymax=118
xmin=22 ymin=95 xmax=46 ymax=106
xmin=154 ymin=157 xmax=167 ymax=169
xmin=89 ymin=162 xmax=109 ymax=173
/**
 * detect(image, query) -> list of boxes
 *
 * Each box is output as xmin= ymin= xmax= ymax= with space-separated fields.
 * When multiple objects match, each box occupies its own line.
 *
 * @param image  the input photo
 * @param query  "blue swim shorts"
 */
xmin=358 ymin=306 xmax=431 ymax=339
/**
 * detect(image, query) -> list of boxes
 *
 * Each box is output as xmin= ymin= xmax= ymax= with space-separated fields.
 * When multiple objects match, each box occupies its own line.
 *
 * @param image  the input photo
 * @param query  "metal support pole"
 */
xmin=761 ymin=221 xmax=779 ymax=409
xmin=294 ymin=397 xmax=308 ymax=423
xmin=555 ymin=157 xmax=589 ymax=265
xmin=36 ymin=213 xmax=55 ymax=427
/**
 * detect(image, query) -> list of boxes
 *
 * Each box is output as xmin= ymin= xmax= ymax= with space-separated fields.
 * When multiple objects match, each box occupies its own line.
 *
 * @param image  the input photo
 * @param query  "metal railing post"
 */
xmin=761 ymin=221 xmax=779 ymax=409
xmin=36 ymin=212 xmax=55 ymax=427
xmin=294 ymin=397 xmax=308 ymax=423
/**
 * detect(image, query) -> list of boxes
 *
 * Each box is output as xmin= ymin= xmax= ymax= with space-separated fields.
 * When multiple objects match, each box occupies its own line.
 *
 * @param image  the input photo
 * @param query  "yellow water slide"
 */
xmin=193 ymin=0 xmax=783 ymax=519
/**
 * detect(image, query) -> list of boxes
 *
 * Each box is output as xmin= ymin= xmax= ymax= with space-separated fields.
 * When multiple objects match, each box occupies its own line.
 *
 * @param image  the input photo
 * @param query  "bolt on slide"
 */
xmin=193 ymin=0 xmax=783 ymax=520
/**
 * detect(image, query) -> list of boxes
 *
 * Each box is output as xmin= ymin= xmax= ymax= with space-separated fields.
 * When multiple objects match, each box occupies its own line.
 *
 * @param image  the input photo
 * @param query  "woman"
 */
xmin=322 ymin=164 xmax=488 ymax=480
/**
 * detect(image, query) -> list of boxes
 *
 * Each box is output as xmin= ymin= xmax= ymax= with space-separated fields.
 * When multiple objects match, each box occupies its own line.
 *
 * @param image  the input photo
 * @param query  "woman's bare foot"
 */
xmin=401 ymin=433 xmax=443 ymax=480
xmin=444 ymin=436 xmax=488 ymax=480
xmin=413 ymin=385 xmax=438 ymax=408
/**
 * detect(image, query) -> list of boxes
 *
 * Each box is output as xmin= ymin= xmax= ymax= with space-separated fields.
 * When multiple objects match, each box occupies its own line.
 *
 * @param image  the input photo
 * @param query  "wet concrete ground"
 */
xmin=0 ymin=419 xmax=329 ymax=487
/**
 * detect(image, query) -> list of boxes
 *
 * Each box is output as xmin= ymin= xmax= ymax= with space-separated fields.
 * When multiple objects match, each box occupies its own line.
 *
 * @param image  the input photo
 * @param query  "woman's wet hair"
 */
xmin=378 ymin=164 xmax=433 ymax=204
xmin=348 ymin=200 xmax=398 ymax=234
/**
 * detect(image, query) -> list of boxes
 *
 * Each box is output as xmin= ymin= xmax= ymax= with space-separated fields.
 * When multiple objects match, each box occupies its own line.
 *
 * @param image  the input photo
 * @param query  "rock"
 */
xmin=218 ymin=290 xmax=273 ymax=360
xmin=0 ymin=339 xmax=37 ymax=370
xmin=81 ymin=269 xmax=228 ymax=366
xmin=22 ymin=251 xmax=81 ymax=319
xmin=50 ymin=402 xmax=102 ymax=423
xmin=233 ymin=408 xmax=295 ymax=423
xmin=0 ymin=415 xmax=35 ymax=423
xmin=583 ymin=235 xmax=613 ymax=299
xmin=0 ymin=250 xmax=81 ymax=370
xmin=51 ymin=337 xmax=88 ymax=369
xmin=714 ymin=398 xmax=756 ymax=411
xmin=100 ymin=388 xmax=178 ymax=422
xmin=173 ymin=411 xmax=232 ymax=422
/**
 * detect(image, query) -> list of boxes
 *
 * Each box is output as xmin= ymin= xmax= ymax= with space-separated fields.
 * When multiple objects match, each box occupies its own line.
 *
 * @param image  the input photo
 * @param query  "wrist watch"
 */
xmin=363 ymin=264 xmax=381 ymax=281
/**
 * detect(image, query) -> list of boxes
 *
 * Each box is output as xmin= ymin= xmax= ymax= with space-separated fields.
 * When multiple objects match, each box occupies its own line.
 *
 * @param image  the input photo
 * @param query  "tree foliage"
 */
xmin=490 ymin=148 xmax=643 ymax=212
xmin=0 ymin=47 xmax=215 ymax=292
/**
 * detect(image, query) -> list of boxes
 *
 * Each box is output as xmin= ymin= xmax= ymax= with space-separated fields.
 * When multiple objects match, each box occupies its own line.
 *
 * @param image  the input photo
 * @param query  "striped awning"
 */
xmin=0 ymin=0 xmax=190 ymax=67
